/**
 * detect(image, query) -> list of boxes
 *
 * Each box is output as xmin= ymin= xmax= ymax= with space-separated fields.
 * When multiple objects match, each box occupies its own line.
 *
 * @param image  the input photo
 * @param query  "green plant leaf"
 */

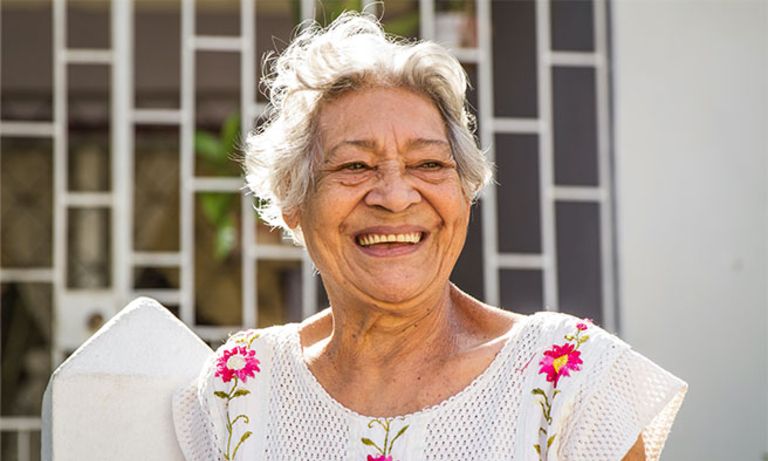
xmin=201 ymin=193 xmax=233 ymax=225
xmin=383 ymin=12 xmax=420 ymax=38
xmin=221 ymin=113 xmax=241 ymax=155
xmin=533 ymin=444 xmax=541 ymax=454
xmin=214 ymin=221 xmax=237 ymax=260
xmin=195 ymin=131 xmax=223 ymax=163
xmin=316 ymin=0 xmax=362 ymax=25
xmin=214 ymin=391 xmax=229 ymax=400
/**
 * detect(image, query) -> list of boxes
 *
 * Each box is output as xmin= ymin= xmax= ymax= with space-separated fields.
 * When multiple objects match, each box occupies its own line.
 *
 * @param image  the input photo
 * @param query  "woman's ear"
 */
xmin=282 ymin=210 xmax=300 ymax=230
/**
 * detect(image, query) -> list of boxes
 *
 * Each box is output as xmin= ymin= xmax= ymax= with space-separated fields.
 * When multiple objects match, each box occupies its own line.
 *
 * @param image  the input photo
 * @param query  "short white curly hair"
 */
xmin=244 ymin=11 xmax=493 ymax=244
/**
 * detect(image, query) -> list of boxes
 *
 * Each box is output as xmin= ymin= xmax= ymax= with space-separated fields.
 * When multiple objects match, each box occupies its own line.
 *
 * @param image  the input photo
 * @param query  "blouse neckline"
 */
xmin=287 ymin=311 xmax=537 ymax=422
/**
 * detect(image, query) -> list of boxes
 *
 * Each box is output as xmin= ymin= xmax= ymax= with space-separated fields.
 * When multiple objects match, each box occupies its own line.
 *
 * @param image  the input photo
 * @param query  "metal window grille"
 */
xmin=0 ymin=1 xmax=615 ymax=459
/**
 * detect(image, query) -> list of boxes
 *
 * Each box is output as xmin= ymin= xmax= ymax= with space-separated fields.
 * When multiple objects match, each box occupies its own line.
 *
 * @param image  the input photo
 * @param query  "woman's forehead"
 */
xmin=324 ymin=138 xmax=451 ymax=164
xmin=317 ymin=86 xmax=448 ymax=146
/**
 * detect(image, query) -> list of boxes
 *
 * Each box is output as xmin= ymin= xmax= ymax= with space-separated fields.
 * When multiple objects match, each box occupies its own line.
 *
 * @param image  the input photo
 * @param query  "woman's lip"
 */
xmin=354 ymin=225 xmax=428 ymax=237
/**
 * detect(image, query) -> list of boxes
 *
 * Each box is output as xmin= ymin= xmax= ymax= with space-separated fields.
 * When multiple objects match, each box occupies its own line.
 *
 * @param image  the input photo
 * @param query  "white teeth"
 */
xmin=357 ymin=232 xmax=423 ymax=247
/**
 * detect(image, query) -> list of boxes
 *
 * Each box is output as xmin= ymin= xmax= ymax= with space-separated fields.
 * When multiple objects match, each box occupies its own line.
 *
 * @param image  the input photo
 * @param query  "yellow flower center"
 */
xmin=552 ymin=354 xmax=569 ymax=374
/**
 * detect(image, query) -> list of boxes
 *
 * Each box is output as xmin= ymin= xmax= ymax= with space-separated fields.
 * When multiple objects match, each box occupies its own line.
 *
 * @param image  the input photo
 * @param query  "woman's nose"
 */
xmin=364 ymin=166 xmax=421 ymax=213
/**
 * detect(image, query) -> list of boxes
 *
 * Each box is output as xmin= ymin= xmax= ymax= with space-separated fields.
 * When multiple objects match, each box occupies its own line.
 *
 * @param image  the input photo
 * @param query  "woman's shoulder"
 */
xmin=218 ymin=322 xmax=296 ymax=349
xmin=518 ymin=311 xmax=687 ymax=460
xmin=195 ymin=322 xmax=301 ymax=403
xmin=526 ymin=310 xmax=628 ymax=351
xmin=183 ymin=323 xmax=299 ymax=460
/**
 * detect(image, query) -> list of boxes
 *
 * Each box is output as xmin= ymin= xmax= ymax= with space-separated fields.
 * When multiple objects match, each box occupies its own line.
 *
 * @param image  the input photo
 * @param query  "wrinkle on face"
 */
xmin=299 ymin=86 xmax=471 ymax=311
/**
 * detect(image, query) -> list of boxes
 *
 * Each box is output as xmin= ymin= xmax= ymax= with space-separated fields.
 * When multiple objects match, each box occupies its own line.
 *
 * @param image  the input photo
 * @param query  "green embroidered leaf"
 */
xmin=388 ymin=424 xmax=410 ymax=449
xmin=214 ymin=391 xmax=230 ymax=400
xmin=231 ymin=431 xmax=252 ymax=460
xmin=531 ymin=388 xmax=547 ymax=398
xmin=231 ymin=414 xmax=250 ymax=426
xmin=367 ymin=418 xmax=387 ymax=430
xmin=232 ymin=389 xmax=251 ymax=398
xmin=564 ymin=334 xmax=575 ymax=341
xmin=547 ymin=434 xmax=556 ymax=447
xmin=533 ymin=444 xmax=541 ymax=454
xmin=361 ymin=437 xmax=384 ymax=454
xmin=538 ymin=427 xmax=547 ymax=435
xmin=537 ymin=400 xmax=547 ymax=416
xmin=553 ymin=389 xmax=561 ymax=398
xmin=579 ymin=335 xmax=590 ymax=343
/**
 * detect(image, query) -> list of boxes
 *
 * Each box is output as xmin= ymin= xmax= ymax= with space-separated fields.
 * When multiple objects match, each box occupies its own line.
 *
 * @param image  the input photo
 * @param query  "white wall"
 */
xmin=611 ymin=1 xmax=767 ymax=460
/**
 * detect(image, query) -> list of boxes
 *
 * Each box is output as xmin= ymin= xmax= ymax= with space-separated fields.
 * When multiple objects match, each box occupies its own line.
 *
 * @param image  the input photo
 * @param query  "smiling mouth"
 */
xmin=356 ymin=232 xmax=424 ymax=247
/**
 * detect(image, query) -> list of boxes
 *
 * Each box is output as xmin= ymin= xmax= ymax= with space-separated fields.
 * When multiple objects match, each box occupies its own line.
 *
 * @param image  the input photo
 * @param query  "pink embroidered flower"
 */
xmin=367 ymin=456 xmax=392 ymax=461
xmin=214 ymin=346 xmax=260 ymax=383
xmin=538 ymin=343 xmax=583 ymax=387
xmin=576 ymin=319 xmax=593 ymax=331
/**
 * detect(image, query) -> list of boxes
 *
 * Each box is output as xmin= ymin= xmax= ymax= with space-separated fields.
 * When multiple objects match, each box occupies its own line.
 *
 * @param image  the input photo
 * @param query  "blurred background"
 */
xmin=0 ymin=0 xmax=765 ymax=459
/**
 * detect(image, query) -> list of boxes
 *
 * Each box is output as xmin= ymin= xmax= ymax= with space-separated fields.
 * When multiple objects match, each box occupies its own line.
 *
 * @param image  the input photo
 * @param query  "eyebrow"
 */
xmin=325 ymin=138 xmax=450 ymax=163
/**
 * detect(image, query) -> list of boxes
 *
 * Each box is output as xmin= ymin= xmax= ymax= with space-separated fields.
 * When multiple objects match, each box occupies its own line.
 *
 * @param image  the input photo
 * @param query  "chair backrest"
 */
xmin=42 ymin=297 xmax=213 ymax=461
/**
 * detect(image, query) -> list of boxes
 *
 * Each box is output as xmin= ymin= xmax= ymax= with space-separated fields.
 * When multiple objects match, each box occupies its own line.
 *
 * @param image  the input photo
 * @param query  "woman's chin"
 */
xmin=353 ymin=278 xmax=442 ymax=307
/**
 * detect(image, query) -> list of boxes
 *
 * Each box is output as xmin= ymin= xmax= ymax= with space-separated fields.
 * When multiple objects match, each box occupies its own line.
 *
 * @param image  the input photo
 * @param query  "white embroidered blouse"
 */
xmin=172 ymin=311 xmax=687 ymax=461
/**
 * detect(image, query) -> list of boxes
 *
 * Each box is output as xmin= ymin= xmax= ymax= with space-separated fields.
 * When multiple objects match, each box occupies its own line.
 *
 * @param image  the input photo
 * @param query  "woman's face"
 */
xmin=292 ymin=86 xmax=471 ymax=306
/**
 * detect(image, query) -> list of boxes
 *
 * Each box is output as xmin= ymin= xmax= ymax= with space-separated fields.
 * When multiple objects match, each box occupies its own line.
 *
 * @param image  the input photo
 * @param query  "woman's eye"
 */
xmin=419 ymin=161 xmax=443 ymax=170
xmin=342 ymin=162 xmax=369 ymax=171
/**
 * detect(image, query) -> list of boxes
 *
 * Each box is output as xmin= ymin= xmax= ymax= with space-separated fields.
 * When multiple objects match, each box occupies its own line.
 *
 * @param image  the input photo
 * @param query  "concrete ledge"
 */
xmin=42 ymin=297 xmax=212 ymax=461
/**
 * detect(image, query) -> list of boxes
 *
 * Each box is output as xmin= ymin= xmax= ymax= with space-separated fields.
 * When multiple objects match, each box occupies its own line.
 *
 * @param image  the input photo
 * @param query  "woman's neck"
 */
xmin=298 ymin=283 xmax=520 ymax=416
xmin=317 ymin=283 xmax=460 ymax=372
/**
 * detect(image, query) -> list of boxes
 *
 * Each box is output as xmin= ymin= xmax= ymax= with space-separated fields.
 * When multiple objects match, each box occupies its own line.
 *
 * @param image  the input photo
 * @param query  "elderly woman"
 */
xmin=173 ymin=13 xmax=686 ymax=461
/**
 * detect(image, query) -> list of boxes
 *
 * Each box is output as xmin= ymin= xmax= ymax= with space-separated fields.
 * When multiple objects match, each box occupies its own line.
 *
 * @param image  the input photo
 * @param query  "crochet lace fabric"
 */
xmin=557 ymin=347 xmax=687 ymax=461
xmin=172 ymin=312 xmax=687 ymax=461
xmin=262 ymin=330 xmax=349 ymax=459
xmin=172 ymin=380 xmax=218 ymax=461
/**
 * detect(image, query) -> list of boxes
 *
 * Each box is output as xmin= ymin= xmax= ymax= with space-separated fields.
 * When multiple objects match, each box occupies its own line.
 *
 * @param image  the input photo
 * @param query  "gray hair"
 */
xmin=244 ymin=11 xmax=493 ymax=243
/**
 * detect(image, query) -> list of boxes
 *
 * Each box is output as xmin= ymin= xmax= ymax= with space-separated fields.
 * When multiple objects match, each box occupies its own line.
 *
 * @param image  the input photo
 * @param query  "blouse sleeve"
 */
xmin=172 ymin=378 xmax=219 ymax=461
xmin=557 ymin=347 xmax=688 ymax=461
xmin=173 ymin=328 xmax=270 ymax=461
